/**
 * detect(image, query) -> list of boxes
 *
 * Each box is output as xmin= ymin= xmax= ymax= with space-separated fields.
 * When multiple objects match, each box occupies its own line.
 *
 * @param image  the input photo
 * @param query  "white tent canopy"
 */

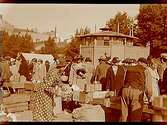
xmin=21 ymin=53 xmax=55 ymax=64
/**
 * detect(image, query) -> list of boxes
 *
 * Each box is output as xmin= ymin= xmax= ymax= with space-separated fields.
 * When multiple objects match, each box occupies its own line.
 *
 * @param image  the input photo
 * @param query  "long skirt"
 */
xmin=30 ymin=89 xmax=54 ymax=121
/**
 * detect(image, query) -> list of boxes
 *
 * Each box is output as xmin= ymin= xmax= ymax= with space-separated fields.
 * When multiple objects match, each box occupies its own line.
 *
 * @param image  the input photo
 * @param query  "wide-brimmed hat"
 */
xmin=138 ymin=57 xmax=148 ymax=64
xmin=112 ymin=57 xmax=121 ymax=63
xmin=98 ymin=56 xmax=106 ymax=61
xmin=4 ymin=56 xmax=11 ymax=60
xmin=107 ymin=58 xmax=112 ymax=65
xmin=10 ymin=58 xmax=16 ymax=62
xmin=85 ymin=57 xmax=92 ymax=62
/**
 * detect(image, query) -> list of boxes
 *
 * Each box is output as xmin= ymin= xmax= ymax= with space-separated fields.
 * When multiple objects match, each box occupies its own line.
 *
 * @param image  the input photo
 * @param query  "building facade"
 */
xmin=78 ymin=27 xmax=150 ymax=66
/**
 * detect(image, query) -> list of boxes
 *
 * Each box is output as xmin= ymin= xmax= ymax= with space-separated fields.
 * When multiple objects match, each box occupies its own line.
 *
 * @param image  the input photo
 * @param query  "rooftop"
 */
xmin=77 ymin=31 xmax=139 ymax=39
xmin=77 ymin=27 xmax=139 ymax=40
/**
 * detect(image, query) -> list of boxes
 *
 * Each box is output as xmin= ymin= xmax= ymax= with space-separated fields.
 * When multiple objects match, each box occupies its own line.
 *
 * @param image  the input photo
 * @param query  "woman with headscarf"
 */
xmin=30 ymin=65 xmax=63 ymax=121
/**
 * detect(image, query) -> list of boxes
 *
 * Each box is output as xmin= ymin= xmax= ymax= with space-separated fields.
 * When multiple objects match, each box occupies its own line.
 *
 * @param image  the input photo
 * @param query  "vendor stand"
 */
xmin=1 ymin=80 xmax=167 ymax=122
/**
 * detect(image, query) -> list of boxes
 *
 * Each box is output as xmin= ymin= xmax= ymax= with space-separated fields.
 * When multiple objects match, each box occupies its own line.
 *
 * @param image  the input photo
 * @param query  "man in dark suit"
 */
xmin=121 ymin=57 xmax=152 ymax=122
xmin=91 ymin=56 xmax=110 ymax=91
xmin=106 ymin=57 xmax=127 ymax=96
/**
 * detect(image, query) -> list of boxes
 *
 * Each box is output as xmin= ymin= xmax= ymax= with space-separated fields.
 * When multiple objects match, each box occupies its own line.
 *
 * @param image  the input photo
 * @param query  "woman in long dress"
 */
xmin=69 ymin=56 xmax=86 ymax=91
xmin=38 ymin=59 xmax=46 ymax=83
xmin=32 ymin=60 xmax=40 ymax=83
xmin=147 ymin=61 xmax=160 ymax=100
xmin=30 ymin=64 xmax=62 ymax=121
xmin=84 ymin=57 xmax=95 ymax=84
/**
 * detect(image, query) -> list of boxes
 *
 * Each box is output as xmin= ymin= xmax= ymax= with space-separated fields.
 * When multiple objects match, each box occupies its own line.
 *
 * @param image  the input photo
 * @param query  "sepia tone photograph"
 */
xmin=0 ymin=4 xmax=167 ymax=122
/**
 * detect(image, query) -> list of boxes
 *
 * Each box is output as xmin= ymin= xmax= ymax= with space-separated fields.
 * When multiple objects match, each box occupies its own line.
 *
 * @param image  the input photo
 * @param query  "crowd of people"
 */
xmin=0 ymin=53 xmax=55 ymax=84
xmin=0 ymin=52 xmax=167 ymax=122
xmin=62 ymin=54 xmax=167 ymax=121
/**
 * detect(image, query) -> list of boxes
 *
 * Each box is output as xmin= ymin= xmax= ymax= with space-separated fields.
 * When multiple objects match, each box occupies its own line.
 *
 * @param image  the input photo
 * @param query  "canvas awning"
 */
xmin=21 ymin=53 xmax=54 ymax=63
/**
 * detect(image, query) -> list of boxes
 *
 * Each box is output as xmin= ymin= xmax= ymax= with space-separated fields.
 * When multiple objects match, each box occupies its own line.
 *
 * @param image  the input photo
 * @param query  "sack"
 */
xmin=72 ymin=104 xmax=105 ymax=122
xmin=60 ymin=75 xmax=68 ymax=82
xmin=53 ymin=96 xmax=63 ymax=115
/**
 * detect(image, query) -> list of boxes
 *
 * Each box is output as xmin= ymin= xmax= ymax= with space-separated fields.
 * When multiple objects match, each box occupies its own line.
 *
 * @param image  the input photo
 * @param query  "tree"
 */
xmin=65 ymin=27 xmax=91 ymax=58
xmin=38 ymin=36 xmax=58 ymax=56
xmin=106 ymin=12 xmax=137 ymax=36
xmin=3 ymin=31 xmax=34 ymax=57
xmin=137 ymin=4 xmax=167 ymax=57
xmin=19 ymin=32 xmax=34 ymax=53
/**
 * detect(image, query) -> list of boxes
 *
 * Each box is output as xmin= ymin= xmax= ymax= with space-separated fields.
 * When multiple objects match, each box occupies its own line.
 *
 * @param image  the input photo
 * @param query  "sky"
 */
xmin=0 ymin=4 xmax=140 ymax=41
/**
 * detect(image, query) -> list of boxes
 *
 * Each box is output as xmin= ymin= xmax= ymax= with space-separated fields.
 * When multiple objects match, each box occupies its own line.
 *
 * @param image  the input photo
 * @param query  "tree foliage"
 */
xmin=2 ymin=31 xmax=34 ymax=58
xmin=37 ymin=36 xmax=58 ymax=57
xmin=65 ymin=27 xmax=90 ymax=58
xmin=106 ymin=11 xmax=137 ymax=36
xmin=137 ymin=4 xmax=167 ymax=57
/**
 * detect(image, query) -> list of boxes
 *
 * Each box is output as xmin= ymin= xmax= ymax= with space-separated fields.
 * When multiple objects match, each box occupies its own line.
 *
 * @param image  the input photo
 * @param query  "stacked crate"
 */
xmin=3 ymin=94 xmax=32 ymax=121
xmin=73 ymin=84 xmax=102 ymax=103
xmin=73 ymin=83 xmax=114 ymax=107
xmin=152 ymin=95 xmax=167 ymax=122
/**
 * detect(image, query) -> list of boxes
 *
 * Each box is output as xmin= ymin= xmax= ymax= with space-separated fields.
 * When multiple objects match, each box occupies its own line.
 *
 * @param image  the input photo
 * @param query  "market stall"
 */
xmin=1 ymin=80 xmax=166 ymax=122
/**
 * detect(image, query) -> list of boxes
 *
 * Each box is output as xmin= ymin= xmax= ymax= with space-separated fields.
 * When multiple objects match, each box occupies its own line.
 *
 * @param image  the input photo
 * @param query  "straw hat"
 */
xmin=98 ymin=56 xmax=106 ymax=61
xmin=112 ymin=57 xmax=121 ymax=63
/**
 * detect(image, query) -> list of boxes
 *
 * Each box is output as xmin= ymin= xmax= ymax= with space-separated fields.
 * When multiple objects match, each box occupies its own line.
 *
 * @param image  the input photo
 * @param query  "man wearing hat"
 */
xmin=120 ymin=57 xmax=152 ymax=122
xmin=91 ymin=56 xmax=110 ymax=91
xmin=106 ymin=57 xmax=127 ymax=95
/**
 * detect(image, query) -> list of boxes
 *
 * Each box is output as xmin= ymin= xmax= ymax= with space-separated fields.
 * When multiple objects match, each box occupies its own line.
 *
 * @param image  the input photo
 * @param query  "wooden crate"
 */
xmin=17 ymin=89 xmax=26 ymax=94
xmin=152 ymin=95 xmax=167 ymax=109
xmin=53 ymin=111 xmax=73 ymax=122
xmin=24 ymin=82 xmax=34 ymax=90
xmin=3 ymin=94 xmax=30 ymax=105
xmin=11 ymin=82 xmax=24 ymax=89
xmin=94 ymin=84 xmax=102 ymax=91
xmin=4 ymin=102 xmax=28 ymax=109
xmin=85 ymin=84 xmax=95 ymax=92
xmin=14 ymin=110 xmax=33 ymax=121
xmin=24 ymin=90 xmax=33 ymax=95
xmin=79 ymin=92 xmax=93 ymax=103
xmin=90 ymin=98 xmax=111 ymax=107
xmin=6 ymin=104 xmax=28 ymax=113
xmin=92 ymin=91 xmax=108 ymax=99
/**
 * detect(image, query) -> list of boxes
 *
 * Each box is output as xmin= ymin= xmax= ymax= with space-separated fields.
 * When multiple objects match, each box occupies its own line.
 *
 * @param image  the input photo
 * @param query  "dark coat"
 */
xmin=106 ymin=65 xmax=127 ymax=92
xmin=91 ymin=62 xmax=110 ymax=91
xmin=163 ymin=68 xmax=167 ymax=91
xmin=18 ymin=55 xmax=30 ymax=81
